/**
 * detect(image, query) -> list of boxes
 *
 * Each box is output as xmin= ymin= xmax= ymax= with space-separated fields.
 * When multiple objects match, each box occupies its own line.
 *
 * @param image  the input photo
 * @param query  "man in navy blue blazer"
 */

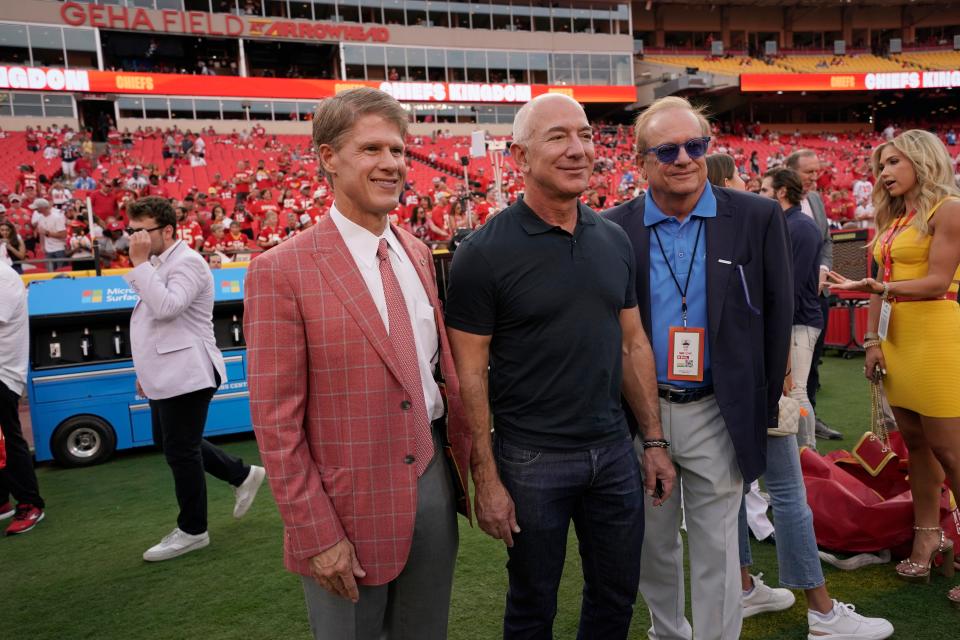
xmin=604 ymin=97 xmax=793 ymax=640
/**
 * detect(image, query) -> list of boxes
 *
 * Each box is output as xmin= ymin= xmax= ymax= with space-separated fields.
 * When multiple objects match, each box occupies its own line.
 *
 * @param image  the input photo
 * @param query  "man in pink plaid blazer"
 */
xmin=244 ymin=88 xmax=471 ymax=640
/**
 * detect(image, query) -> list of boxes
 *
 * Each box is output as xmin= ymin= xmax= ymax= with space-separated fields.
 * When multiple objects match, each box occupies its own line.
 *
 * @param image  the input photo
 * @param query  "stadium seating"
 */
xmin=892 ymin=50 xmax=960 ymax=70
xmin=777 ymin=54 xmax=906 ymax=73
xmin=642 ymin=52 xmax=918 ymax=76
xmin=642 ymin=55 xmax=786 ymax=75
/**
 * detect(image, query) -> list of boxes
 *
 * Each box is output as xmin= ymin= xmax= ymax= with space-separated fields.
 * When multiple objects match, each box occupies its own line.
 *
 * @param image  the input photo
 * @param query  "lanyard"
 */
xmin=878 ymin=211 xmax=915 ymax=282
xmin=653 ymin=219 xmax=703 ymax=328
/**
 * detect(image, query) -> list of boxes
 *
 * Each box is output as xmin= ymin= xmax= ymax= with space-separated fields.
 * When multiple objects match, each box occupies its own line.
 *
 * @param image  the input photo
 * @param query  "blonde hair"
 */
xmin=633 ymin=96 xmax=710 ymax=155
xmin=312 ymin=87 xmax=408 ymax=183
xmin=871 ymin=129 xmax=960 ymax=237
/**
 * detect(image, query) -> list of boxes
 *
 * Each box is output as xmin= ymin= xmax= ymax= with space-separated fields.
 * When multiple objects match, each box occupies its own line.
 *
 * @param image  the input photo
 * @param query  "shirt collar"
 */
xmin=329 ymin=202 xmax=406 ymax=270
xmin=516 ymin=197 xmax=596 ymax=236
xmin=151 ymin=239 xmax=183 ymax=266
xmin=644 ymin=183 xmax=718 ymax=227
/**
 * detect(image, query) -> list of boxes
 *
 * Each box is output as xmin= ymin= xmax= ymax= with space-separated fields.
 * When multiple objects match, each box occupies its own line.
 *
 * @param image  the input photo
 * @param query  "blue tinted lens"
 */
xmin=685 ymin=137 xmax=709 ymax=159
xmin=654 ymin=144 xmax=681 ymax=164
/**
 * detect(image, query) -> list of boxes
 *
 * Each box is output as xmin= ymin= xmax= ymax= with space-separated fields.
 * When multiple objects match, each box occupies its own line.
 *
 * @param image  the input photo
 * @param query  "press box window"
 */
xmin=43 ymin=94 xmax=74 ymax=117
xmin=28 ymin=25 xmax=65 ymax=67
xmin=143 ymin=98 xmax=169 ymax=119
xmin=64 ymin=28 xmax=97 ymax=69
xmin=194 ymin=99 xmax=221 ymax=119
xmin=0 ymin=24 xmax=29 ymax=66
xmin=12 ymin=92 xmax=43 ymax=117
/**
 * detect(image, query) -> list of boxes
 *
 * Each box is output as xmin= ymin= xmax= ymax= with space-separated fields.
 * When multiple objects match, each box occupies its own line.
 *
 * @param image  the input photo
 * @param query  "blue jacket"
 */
xmin=784 ymin=205 xmax=824 ymax=329
xmin=604 ymin=186 xmax=794 ymax=483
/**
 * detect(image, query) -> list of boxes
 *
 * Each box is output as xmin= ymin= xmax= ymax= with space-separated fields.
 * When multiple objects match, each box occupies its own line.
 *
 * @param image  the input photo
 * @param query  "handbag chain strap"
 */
xmin=870 ymin=380 xmax=890 ymax=453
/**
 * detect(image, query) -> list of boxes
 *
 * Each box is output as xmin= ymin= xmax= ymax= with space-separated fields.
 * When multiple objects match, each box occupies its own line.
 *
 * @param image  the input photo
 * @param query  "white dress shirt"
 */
xmin=0 ymin=261 xmax=28 ymax=396
xmin=330 ymin=204 xmax=444 ymax=422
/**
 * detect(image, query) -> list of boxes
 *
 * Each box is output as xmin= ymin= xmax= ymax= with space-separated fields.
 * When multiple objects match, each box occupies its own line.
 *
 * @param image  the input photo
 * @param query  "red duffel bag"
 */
xmin=801 ymin=431 xmax=959 ymax=558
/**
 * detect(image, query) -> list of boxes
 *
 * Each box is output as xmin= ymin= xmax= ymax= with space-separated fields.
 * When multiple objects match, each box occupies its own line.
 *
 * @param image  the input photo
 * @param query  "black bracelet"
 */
xmin=642 ymin=439 xmax=670 ymax=450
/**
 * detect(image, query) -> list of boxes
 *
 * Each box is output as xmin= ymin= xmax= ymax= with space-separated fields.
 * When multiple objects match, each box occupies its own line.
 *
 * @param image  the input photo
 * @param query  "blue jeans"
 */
xmin=44 ymin=249 xmax=66 ymax=271
xmin=738 ymin=433 xmax=825 ymax=590
xmin=495 ymin=434 xmax=645 ymax=640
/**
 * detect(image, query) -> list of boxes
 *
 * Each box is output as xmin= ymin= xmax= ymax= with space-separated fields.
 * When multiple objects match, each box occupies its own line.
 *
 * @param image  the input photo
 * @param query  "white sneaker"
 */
xmin=233 ymin=465 xmax=266 ymax=519
xmin=143 ymin=528 xmax=210 ymax=562
xmin=807 ymin=600 xmax=894 ymax=640
xmin=742 ymin=573 xmax=796 ymax=618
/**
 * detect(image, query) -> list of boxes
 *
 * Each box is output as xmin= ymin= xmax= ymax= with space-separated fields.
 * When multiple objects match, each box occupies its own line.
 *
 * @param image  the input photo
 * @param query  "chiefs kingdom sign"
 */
xmin=60 ymin=1 xmax=389 ymax=43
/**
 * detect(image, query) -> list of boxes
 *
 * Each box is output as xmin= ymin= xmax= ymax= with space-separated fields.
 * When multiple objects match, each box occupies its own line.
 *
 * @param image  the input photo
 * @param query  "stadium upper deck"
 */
xmin=0 ymin=1 xmax=958 ymax=134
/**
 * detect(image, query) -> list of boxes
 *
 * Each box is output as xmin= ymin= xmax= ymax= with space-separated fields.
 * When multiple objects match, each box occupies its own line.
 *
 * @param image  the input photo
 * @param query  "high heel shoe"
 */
xmin=949 ymin=585 xmax=960 ymax=610
xmin=895 ymin=526 xmax=955 ymax=583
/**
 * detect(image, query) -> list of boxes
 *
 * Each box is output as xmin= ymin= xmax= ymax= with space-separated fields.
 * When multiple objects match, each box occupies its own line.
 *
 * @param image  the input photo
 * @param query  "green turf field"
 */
xmin=3 ymin=355 xmax=956 ymax=639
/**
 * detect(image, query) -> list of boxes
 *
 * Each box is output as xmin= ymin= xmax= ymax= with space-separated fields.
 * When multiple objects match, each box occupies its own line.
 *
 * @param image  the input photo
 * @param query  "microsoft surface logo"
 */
xmin=221 ymin=280 xmax=241 ymax=293
xmin=81 ymin=289 xmax=103 ymax=303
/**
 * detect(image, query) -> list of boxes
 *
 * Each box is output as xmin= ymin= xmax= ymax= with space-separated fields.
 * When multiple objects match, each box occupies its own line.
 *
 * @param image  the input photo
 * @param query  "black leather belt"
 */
xmin=657 ymin=385 xmax=714 ymax=404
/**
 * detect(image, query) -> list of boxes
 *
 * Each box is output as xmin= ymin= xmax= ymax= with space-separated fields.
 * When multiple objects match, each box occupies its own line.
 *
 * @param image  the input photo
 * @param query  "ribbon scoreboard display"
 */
xmin=741 ymin=70 xmax=960 ymax=92
xmin=0 ymin=66 xmax=637 ymax=104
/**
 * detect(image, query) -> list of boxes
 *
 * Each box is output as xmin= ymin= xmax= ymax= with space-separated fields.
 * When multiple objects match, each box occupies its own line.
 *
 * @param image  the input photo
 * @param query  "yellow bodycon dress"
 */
xmin=873 ymin=198 xmax=960 ymax=417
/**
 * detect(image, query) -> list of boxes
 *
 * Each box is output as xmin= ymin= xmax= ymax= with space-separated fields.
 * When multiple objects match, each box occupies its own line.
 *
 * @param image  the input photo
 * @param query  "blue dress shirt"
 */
xmin=645 ymin=186 xmax=716 ymax=387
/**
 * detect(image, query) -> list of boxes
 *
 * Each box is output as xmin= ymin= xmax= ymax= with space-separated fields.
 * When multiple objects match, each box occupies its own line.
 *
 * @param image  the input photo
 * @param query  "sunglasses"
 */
xmin=126 ymin=225 xmax=164 ymax=235
xmin=643 ymin=136 xmax=711 ymax=164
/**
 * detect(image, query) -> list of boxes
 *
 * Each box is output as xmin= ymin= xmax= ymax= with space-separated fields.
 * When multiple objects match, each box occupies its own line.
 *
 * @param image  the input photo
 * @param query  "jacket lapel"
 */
xmin=622 ymin=196 xmax=653 ymax=340
xmin=706 ymin=186 xmax=737 ymax=344
xmin=310 ymin=216 xmax=406 ymax=387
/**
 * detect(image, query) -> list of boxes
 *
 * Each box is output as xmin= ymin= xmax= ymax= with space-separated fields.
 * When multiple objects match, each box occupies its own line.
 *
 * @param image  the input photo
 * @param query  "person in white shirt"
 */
xmin=852 ymin=175 xmax=873 ymax=206
xmin=0 ymin=261 xmax=46 ymax=535
xmin=31 ymin=198 xmax=67 ymax=270
xmin=193 ymin=134 xmax=206 ymax=158
xmin=123 ymin=196 xmax=265 ymax=562
xmin=49 ymin=182 xmax=72 ymax=207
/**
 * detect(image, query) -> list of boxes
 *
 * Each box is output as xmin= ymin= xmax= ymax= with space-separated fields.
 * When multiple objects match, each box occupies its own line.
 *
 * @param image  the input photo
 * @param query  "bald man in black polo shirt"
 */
xmin=445 ymin=94 xmax=674 ymax=640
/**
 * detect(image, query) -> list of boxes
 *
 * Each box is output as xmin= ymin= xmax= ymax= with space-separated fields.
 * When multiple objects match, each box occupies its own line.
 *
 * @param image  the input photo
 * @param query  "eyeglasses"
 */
xmin=643 ymin=136 xmax=712 ymax=164
xmin=125 ymin=225 xmax=164 ymax=235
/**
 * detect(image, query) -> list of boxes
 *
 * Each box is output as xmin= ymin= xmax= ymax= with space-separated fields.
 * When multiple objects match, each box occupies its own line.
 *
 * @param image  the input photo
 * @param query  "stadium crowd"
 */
xmin=3 ymin=118 xmax=960 ymax=274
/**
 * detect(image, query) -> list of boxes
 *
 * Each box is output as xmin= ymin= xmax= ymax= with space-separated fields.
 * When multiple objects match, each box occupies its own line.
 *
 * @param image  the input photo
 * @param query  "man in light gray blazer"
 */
xmin=785 ymin=150 xmax=842 ymax=442
xmin=124 ymin=196 xmax=265 ymax=562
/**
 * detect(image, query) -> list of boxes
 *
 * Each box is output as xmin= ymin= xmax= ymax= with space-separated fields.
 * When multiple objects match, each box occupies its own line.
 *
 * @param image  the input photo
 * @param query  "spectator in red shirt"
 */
xmin=254 ymin=160 xmax=272 ymax=190
xmin=224 ymin=221 xmax=255 ymax=254
xmin=233 ymin=161 xmax=251 ymax=202
xmin=15 ymin=165 xmax=39 ymax=193
xmin=472 ymin=192 xmax=492 ymax=225
xmin=89 ymin=182 xmax=119 ymax=222
xmin=25 ymin=127 xmax=39 ymax=152
xmin=248 ymin=189 xmax=279 ymax=220
xmin=175 ymin=206 xmax=205 ymax=250
xmin=428 ymin=193 xmax=451 ymax=242
xmin=256 ymin=211 xmax=285 ymax=250
xmin=474 ymin=167 xmax=490 ymax=194
xmin=6 ymin=195 xmax=35 ymax=252
xmin=203 ymin=224 xmax=228 ymax=254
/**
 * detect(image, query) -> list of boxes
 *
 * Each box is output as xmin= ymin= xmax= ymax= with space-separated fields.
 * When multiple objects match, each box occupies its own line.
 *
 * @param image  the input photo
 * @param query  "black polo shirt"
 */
xmin=445 ymin=197 xmax=637 ymax=451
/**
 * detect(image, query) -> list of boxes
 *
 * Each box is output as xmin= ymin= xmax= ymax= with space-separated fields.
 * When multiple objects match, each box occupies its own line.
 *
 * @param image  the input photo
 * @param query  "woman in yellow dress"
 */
xmin=829 ymin=129 xmax=960 ymax=608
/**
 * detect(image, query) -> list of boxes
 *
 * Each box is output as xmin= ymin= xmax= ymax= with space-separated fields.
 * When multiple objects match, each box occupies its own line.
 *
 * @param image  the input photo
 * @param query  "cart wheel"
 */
xmin=842 ymin=351 xmax=855 ymax=359
xmin=51 ymin=415 xmax=117 ymax=467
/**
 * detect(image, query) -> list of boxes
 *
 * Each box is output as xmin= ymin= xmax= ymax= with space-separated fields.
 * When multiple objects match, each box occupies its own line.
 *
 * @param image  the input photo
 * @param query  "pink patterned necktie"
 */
xmin=377 ymin=238 xmax=433 ymax=476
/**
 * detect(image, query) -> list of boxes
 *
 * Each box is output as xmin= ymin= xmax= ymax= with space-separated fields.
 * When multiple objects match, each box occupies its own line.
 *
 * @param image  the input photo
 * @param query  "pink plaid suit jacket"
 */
xmin=244 ymin=214 xmax=471 ymax=583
